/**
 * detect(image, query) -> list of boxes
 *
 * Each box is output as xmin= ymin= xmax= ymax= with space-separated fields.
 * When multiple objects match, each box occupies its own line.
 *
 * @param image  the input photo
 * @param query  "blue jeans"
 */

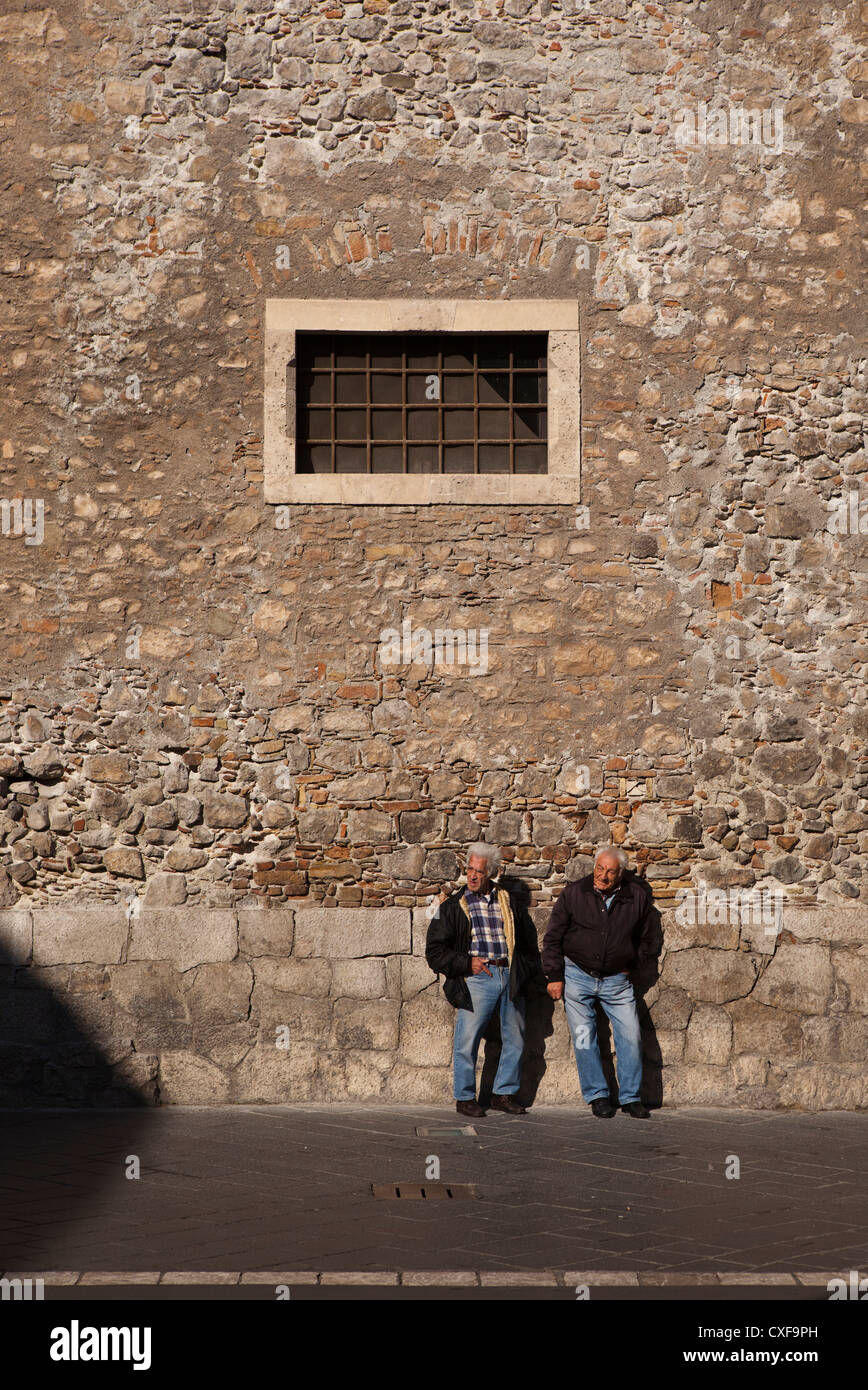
xmin=563 ymin=961 xmax=643 ymax=1105
xmin=453 ymin=966 xmax=526 ymax=1101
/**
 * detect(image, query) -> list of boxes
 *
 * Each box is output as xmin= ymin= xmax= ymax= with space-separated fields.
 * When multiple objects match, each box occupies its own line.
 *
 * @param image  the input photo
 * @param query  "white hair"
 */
xmin=594 ymin=845 xmax=628 ymax=869
xmin=466 ymin=842 xmax=501 ymax=872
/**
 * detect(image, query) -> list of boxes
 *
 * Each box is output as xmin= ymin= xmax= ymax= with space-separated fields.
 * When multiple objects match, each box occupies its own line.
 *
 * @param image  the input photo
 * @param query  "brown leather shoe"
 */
xmin=490 ymin=1094 xmax=527 ymax=1115
xmin=456 ymin=1099 xmax=486 ymax=1118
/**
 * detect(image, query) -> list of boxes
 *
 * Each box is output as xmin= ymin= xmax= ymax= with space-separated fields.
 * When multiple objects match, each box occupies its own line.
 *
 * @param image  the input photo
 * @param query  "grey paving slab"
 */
xmin=0 ymin=1106 xmax=865 ymax=1275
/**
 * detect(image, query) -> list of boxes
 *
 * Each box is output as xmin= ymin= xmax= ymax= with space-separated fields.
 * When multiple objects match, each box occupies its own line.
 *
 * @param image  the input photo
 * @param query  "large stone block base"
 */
xmin=0 ymin=905 xmax=865 ymax=1109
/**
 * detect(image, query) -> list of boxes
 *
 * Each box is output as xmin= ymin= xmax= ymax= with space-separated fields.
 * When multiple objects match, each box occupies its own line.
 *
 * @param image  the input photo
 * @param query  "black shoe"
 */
xmin=622 ymin=1101 xmax=650 ymax=1118
xmin=490 ymin=1094 xmax=526 ymax=1115
xmin=591 ymin=1098 xmax=616 ymax=1118
xmin=456 ymin=1099 xmax=485 ymax=1118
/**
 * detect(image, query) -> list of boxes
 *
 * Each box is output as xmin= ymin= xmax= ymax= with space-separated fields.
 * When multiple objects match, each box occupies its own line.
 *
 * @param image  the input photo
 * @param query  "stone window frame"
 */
xmin=263 ymin=299 xmax=580 ymax=505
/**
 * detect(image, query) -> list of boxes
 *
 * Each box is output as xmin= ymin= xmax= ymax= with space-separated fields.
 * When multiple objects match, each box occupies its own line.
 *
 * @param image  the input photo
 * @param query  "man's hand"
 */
xmin=547 ymin=981 xmax=564 ymax=1001
xmin=471 ymin=957 xmax=492 ymax=975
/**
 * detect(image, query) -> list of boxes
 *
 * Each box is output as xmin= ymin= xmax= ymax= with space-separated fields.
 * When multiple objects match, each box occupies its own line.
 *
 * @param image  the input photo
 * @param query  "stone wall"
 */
xmin=1 ymin=900 xmax=866 ymax=1107
xmin=0 ymin=1 xmax=866 ymax=1107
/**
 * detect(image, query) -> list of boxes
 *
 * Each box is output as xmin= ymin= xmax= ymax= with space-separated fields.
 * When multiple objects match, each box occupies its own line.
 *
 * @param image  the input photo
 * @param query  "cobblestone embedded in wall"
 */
xmin=0 ymin=1 xmax=866 ymax=1107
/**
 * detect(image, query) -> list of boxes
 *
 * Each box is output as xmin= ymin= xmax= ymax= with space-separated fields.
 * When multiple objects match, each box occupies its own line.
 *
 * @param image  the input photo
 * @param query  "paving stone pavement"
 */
xmin=0 ymin=1106 xmax=865 ymax=1278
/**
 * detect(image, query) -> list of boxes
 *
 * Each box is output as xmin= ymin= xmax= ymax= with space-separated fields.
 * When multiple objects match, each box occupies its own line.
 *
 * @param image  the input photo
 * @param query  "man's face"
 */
xmin=466 ymin=855 xmax=492 ymax=894
xmin=593 ymin=854 xmax=622 ymax=893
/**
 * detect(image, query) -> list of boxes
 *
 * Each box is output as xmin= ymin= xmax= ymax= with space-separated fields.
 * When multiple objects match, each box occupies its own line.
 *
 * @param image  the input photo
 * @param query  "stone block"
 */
xmin=0 ymin=868 xmax=21 ymax=908
xmin=802 ymin=1015 xmax=868 ymax=1063
xmin=662 ymin=1064 xmax=735 ymax=1107
xmin=226 ymin=34 xmax=272 ymax=80
xmin=423 ymin=848 xmax=459 ymax=880
xmin=332 ymin=998 xmax=400 ymax=1050
xmin=534 ymin=1058 xmax=586 ymax=1103
xmin=294 ymin=907 xmax=411 ymax=958
xmin=397 ymin=994 xmax=454 ymax=1065
xmin=531 ymin=810 xmax=576 ymax=847
xmin=0 ymin=910 xmax=32 ymax=965
xmin=166 ymin=846 xmax=208 ymax=872
xmin=654 ymin=1028 xmax=686 ymax=1063
xmin=729 ymin=999 xmax=803 ymax=1058
xmin=752 ymin=943 xmax=833 ymax=1014
xmin=83 ymin=753 xmax=134 ymax=784
xmin=238 ymin=909 xmax=294 ymax=957
xmin=129 ymin=908 xmax=237 ymax=970
xmin=400 ymin=955 xmax=439 ymax=997
xmin=649 ymin=986 xmax=693 ymax=1030
xmin=145 ymin=872 xmax=187 ymax=906
xmin=664 ymin=908 xmax=739 ymax=951
xmin=772 ymin=1063 xmax=868 ymax=1110
xmin=399 ymin=809 xmax=442 ymax=843
xmin=832 ymin=948 xmax=868 ymax=1013
xmin=253 ymin=991 xmax=332 ymax=1047
xmin=662 ymin=947 xmax=758 ymax=1003
xmin=346 ymin=88 xmax=397 ymax=121
xmin=731 ymin=1055 xmax=771 ymax=1091
xmin=295 ymin=808 xmax=340 ymax=843
xmin=684 ymin=1005 xmax=732 ymax=1064
xmin=752 ymin=744 xmax=820 ymax=787
xmin=111 ymin=960 xmax=186 ymax=1016
xmin=383 ymin=1063 xmax=452 ymax=1103
xmin=629 ymin=804 xmax=670 ymax=845
xmin=159 ymin=1051 xmax=230 ymax=1104
xmin=103 ymin=848 xmax=145 ymax=879
xmin=487 ymin=811 xmax=522 ymax=843
xmin=785 ymin=908 xmax=865 ymax=945
xmin=232 ymin=1042 xmax=318 ymax=1104
xmin=379 ymin=845 xmax=426 ymax=879
xmin=579 ymin=810 xmax=611 ymax=843
xmin=318 ymin=1050 xmax=392 ymax=1101
xmin=254 ymin=957 xmax=331 ymax=996
xmin=331 ymin=958 xmax=387 ymax=998
xmin=104 ymin=79 xmax=150 ymax=115
xmin=345 ymin=810 xmax=393 ymax=842
xmin=181 ymin=961 xmax=253 ymax=1024
xmin=203 ymin=791 xmax=248 ymax=829
xmin=32 ymin=906 xmax=128 ymax=965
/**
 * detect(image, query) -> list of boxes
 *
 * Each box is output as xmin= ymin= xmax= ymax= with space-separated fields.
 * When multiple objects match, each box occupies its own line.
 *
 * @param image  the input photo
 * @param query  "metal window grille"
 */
xmin=296 ymin=332 xmax=547 ymax=475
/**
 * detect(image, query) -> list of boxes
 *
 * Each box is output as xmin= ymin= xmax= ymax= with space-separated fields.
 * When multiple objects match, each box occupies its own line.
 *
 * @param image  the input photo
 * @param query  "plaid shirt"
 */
xmin=465 ymin=884 xmax=508 ymax=959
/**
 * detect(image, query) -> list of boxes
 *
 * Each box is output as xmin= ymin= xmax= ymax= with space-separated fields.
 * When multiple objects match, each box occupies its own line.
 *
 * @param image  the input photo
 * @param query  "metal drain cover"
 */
xmin=372 ymin=1183 xmax=479 ymax=1200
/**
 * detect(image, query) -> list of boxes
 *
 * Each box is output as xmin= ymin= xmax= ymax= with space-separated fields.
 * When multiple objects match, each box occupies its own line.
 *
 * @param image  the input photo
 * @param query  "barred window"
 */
xmin=264 ymin=299 xmax=579 ymax=505
xmin=296 ymin=332 xmax=547 ymax=476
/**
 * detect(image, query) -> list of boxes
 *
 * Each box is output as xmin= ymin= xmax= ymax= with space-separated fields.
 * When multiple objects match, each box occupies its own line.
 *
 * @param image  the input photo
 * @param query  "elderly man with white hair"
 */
xmin=542 ymin=846 xmax=653 ymax=1119
xmin=425 ymin=842 xmax=543 ymax=1118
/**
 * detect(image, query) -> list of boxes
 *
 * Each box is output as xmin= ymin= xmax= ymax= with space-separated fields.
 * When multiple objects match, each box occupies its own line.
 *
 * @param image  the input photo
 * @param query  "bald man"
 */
xmin=543 ymin=847 xmax=653 ymax=1118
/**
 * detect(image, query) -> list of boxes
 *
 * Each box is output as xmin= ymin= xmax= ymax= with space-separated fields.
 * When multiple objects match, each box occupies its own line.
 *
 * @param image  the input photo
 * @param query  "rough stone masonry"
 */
xmin=0 ymin=0 xmax=865 ymax=1108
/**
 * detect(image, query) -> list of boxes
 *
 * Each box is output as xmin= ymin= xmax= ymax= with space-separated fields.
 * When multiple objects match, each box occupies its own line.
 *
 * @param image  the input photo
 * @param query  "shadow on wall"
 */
xmin=0 ymin=933 xmax=151 ymax=1269
xmin=478 ymin=873 xmax=664 ymax=1109
xmin=0 ymin=939 xmax=149 ymax=1109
